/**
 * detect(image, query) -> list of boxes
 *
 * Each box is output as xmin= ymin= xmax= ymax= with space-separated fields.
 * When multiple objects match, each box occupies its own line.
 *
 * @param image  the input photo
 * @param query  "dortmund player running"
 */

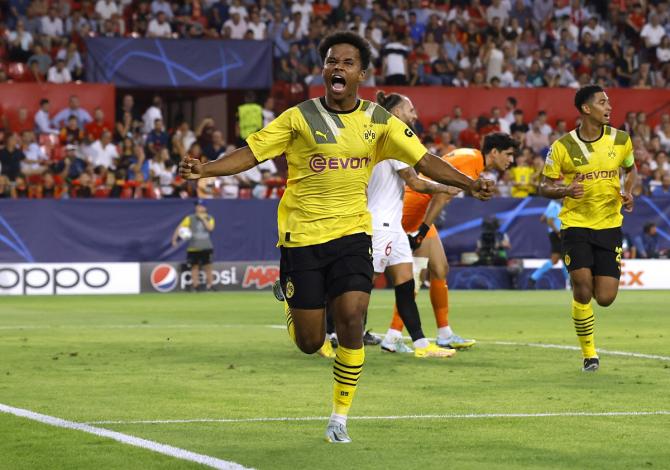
xmin=180 ymin=31 xmax=494 ymax=443
xmin=540 ymin=85 xmax=637 ymax=372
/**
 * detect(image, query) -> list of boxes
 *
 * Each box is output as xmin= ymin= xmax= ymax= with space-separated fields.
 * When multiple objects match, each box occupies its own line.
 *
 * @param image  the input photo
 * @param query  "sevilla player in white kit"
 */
xmin=367 ymin=91 xmax=459 ymax=358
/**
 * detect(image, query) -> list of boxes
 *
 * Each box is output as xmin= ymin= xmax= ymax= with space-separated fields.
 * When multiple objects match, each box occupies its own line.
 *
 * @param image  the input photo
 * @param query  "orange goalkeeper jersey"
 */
xmin=401 ymin=147 xmax=484 ymax=232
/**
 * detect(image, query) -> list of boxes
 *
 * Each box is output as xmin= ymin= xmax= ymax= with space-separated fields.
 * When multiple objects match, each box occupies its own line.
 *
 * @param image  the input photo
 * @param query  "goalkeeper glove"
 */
xmin=408 ymin=223 xmax=430 ymax=250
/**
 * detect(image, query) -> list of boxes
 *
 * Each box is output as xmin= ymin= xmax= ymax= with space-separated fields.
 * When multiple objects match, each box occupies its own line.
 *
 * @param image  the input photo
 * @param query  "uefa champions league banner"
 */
xmin=0 ymin=198 xmax=668 ymax=264
xmin=85 ymin=38 xmax=272 ymax=89
xmin=0 ymin=199 xmax=280 ymax=264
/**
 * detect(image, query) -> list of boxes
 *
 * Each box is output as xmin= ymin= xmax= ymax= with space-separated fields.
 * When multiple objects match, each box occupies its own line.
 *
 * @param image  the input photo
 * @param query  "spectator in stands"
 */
xmin=34 ymin=99 xmax=59 ymax=135
xmin=146 ymin=118 xmax=170 ymax=159
xmin=89 ymin=130 xmax=118 ymax=171
xmin=54 ymin=144 xmax=88 ymax=181
xmin=151 ymin=0 xmax=174 ymax=19
xmin=20 ymin=130 xmax=49 ymax=176
xmin=56 ymin=42 xmax=84 ymax=80
xmin=0 ymin=175 xmax=12 ymax=198
xmin=652 ymin=173 xmax=670 ymax=197
xmin=95 ymin=0 xmax=119 ymax=21
xmin=510 ymin=152 xmax=534 ymax=198
xmin=41 ymin=6 xmax=64 ymax=43
xmin=382 ymin=34 xmax=410 ymax=85
xmin=142 ymin=95 xmax=163 ymax=134
xmin=247 ymin=9 xmax=267 ymax=39
xmin=54 ymin=95 xmax=93 ymax=129
xmin=223 ymin=11 xmax=248 ymax=39
xmin=171 ymin=120 xmax=196 ymax=160
xmin=262 ymin=96 xmax=276 ymax=127
xmin=458 ymin=117 xmax=481 ymax=148
xmin=147 ymin=10 xmax=172 ymax=38
xmin=525 ymin=119 xmax=549 ymax=154
xmin=27 ymin=43 xmax=53 ymax=78
xmin=202 ymin=130 xmax=226 ymax=161
xmin=0 ymin=134 xmax=25 ymax=181
xmin=85 ymin=108 xmax=111 ymax=142
xmin=509 ymin=109 xmax=529 ymax=140
xmin=47 ymin=58 xmax=72 ymax=84
xmin=7 ymin=19 xmax=33 ymax=62
xmin=12 ymin=175 xmax=30 ymax=198
xmin=71 ymin=172 xmax=95 ymax=198
xmin=11 ymin=107 xmax=34 ymax=135
xmin=59 ymin=116 xmax=85 ymax=146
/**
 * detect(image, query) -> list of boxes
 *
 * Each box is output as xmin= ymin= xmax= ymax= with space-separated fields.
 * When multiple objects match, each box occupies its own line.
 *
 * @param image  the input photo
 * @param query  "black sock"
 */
xmin=394 ymin=279 xmax=425 ymax=342
xmin=326 ymin=308 xmax=335 ymax=335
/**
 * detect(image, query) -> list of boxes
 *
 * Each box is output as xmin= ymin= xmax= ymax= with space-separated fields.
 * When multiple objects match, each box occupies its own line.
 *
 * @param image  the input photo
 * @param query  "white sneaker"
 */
xmin=380 ymin=337 xmax=413 ymax=353
xmin=436 ymin=334 xmax=476 ymax=349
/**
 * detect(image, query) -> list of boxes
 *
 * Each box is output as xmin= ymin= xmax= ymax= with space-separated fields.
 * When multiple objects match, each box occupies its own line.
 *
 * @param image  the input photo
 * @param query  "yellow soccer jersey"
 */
xmin=542 ymin=125 xmax=634 ymax=230
xmin=247 ymin=97 xmax=427 ymax=247
xmin=510 ymin=166 xmax=535 ymax=198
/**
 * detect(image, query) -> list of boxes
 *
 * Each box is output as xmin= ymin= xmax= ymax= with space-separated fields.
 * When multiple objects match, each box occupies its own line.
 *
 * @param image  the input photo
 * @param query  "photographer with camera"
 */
xmin=475 ymin=216 xmax=511 ymax=266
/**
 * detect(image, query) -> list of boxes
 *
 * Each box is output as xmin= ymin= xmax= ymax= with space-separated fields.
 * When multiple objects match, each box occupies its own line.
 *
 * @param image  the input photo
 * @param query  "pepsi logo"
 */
xmin=151 ymin=264 xmax=178 ymax=292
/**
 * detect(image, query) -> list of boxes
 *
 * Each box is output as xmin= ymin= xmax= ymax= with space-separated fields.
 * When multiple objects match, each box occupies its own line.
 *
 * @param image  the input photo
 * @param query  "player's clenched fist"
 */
xmin=470 ymin=177 xmax=495 ymax=201
xmin=179 ymin=156 xmax=202 ymax=180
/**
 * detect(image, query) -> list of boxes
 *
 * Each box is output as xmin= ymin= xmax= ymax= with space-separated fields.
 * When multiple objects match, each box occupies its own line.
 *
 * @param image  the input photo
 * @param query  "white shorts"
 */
xmin=372 ymin=229 xmax=413 ymax=273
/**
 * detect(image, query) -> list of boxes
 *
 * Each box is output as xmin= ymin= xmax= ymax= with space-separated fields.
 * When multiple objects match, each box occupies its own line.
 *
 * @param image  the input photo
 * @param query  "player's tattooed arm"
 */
xmin=539 ymin=176 xmax=584 ymax=199
xmin=621 ymin=164 xmax=637 ymax=212
xmin=179 ymin=146 xmax=259 ymax=179
xmin=397 ymin=167 xmax=458 ymax=195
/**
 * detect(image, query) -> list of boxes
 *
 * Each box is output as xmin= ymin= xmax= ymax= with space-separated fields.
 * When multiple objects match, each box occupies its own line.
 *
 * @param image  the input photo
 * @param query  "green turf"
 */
xmin=1 ymin=290 xmax=669 ymax=469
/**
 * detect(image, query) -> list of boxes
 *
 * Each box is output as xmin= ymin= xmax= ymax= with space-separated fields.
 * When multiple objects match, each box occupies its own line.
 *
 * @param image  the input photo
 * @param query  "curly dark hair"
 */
xmin=318 ymin=31 xmax=372 ymax=71
xmin=574 ymin=85 xmax=604 ymax=113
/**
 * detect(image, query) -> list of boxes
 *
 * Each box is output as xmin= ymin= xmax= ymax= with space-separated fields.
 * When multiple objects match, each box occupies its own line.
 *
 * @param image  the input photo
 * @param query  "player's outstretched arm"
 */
xmin=179 ymin=146 xmax=258 ymax=180
xmin=539 ymin=176 xmax=584 ymax=199
xmin=397 ymin=167 xmax=458 ymax=195
xmin=415 ymin=153 xmax=494 ymax=200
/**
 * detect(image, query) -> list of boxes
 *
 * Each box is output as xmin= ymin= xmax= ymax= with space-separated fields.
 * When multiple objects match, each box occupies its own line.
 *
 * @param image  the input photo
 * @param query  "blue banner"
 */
xmin=437 ymin=196 xmax=670 ymax=262
xmin=1 ymin=198 xmax=669 ymax=263
xmin=85 ymin=38 xmax=272 ymax=89
xmin=0 ymin=199 xmax=279 ymax=263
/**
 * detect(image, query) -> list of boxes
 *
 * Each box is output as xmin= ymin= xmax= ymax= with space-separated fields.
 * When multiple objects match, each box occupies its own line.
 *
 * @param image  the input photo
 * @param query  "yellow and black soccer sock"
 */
xmin=331 ymin=346 xmax=364 ymax=425
xmin=572 ymin=300 xmax=597 ymax=358
xmin=284 ymin=301 xmax=296 ymax=344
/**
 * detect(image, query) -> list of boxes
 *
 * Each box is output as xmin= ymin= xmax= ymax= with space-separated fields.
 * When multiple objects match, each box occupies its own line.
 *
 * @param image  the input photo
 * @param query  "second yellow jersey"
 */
xmin=247 ymin=97 xmax=427 ymax=247
xmin=542 ymin=125 xmax=634 ymax=230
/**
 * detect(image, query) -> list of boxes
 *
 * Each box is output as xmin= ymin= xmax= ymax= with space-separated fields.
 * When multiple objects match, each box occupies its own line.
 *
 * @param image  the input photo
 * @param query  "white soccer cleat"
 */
xmin=380 ymin=337 xmax=414 ymax=353
xmin=325 ymin=421 xmax=352 ymax=443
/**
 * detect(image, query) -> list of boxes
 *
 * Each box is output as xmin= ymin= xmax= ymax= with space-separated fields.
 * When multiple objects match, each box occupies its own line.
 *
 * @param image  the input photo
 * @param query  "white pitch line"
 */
xmin=0 ymin=403 xmax=252 ymax=470
xmin=87 ymin=410 xmax=670 ymax=426
xmin=2 ymin=323 xmax=668 ymax=362
xmin=490 ymin=341 xmax=670 ymax=362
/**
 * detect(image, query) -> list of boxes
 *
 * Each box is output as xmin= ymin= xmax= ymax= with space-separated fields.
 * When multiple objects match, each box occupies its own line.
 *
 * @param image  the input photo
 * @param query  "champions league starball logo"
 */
xmin=150 ymin=264 xmax=178 ymax=292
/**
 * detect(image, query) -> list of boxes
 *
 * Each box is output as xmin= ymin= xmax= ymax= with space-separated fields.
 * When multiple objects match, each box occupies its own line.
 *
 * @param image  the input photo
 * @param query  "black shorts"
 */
xmin=561 ymin=227 xmax=623 ymax=279
xmin=549 ymin=231 xmax=561 ymax=254
xmin=187 ymin=249 xmax=213 ymax=266
xmin=279 ymin=233 xmax=373 ymax=309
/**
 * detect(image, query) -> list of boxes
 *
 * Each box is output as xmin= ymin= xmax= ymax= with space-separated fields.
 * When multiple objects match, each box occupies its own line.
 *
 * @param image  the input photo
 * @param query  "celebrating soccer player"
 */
xmin=179 ymin=31 xmax=494 ymax=443
xmin=385 ymin=133 xmax=517 ymax=349
xmin=540 ymin=85 xmax=637 ymax=372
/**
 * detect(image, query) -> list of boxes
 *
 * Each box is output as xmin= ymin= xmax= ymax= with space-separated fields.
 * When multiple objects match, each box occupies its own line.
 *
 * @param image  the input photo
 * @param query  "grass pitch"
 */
xmin=1 ymin=290 xmax=669 ymax=470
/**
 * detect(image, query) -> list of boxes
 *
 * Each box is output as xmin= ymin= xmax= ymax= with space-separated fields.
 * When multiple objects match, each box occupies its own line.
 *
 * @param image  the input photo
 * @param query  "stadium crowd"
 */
xmin=1 ymin=0 xmax=670 ymax=200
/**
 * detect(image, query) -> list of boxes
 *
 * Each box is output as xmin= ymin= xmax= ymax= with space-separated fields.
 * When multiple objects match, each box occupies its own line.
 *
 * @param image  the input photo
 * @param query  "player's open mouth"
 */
xmin=331 ymin=75 xmax=346 ymax=92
